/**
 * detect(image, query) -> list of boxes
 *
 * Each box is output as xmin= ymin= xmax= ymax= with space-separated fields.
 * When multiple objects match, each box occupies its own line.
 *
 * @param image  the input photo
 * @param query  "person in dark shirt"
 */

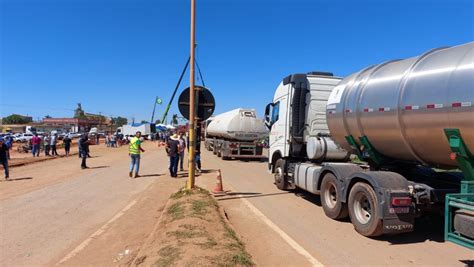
xmin=79 ymin=135 xmax=90 ymax=169
xmin=63 ymin=136 xmax=72 ymax=156
xmin=0 ymin=138 xmax=10 ymax=179
xmin=166 ymin=133 xmax=181 ymax=177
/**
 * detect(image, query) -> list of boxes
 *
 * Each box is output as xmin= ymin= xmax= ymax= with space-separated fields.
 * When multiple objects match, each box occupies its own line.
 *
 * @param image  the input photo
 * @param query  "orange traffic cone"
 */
xmin=212 ymin=169 xmax=225 ymax=194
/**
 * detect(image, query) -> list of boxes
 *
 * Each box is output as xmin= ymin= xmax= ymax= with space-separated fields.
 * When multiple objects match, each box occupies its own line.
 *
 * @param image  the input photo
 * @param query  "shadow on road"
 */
xmin=1 ymin=177 xmax=33 ymax=182
xmin=460 ymin=260 xmax=474 ymax=267
xmin=293 ymin=188 xmax=450 ymax=245
xmin=88 ymin=166 xmax=110 ymax=169
xmin=216 ymin=192 xmax=290 ymax=201
xmin=137 ymin=173 xmax=163 ymax=178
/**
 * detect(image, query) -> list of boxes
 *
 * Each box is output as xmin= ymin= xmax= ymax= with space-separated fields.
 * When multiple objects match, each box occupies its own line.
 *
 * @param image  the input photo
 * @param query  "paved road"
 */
xmin=0 ymin=143 xmax=167 ymax=266
xmin=200 ymin=149 xmax=474 ymax=266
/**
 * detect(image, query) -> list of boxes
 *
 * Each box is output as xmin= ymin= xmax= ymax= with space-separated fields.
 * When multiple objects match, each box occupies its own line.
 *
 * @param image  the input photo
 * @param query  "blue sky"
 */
xmin=1 ymin=0 xmax=473 ymax=123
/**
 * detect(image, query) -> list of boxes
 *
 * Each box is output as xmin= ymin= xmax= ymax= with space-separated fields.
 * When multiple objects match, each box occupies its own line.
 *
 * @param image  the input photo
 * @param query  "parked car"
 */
xmin=14 ymin=133 xmax=34 ymax=143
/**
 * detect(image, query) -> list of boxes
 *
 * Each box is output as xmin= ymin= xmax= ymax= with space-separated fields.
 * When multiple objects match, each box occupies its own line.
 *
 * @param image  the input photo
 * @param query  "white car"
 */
xmin=15 ymin=133 xmax=34 ymax=143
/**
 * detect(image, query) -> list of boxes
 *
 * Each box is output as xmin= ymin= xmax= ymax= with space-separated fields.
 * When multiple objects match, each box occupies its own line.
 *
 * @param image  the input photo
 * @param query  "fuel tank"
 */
xmin=206 ymin=108 xmax=268 ymax=141
xmin=326 ymin=42 xmax=474 ymax=168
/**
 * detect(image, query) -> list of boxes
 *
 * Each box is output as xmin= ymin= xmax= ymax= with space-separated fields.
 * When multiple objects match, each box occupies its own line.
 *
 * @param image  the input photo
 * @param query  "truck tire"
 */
xmin=217 ymin=149 xmax=222 ymax=157
xmin=274 ymin=159 xmax=289 ymax=190
xmin=454 ymin=209 xmax=474 ymax=239
xmin=348 ymin=182 xmax=383 ymax=237
xmin=321 ymin=173 xmax=348 ymax=220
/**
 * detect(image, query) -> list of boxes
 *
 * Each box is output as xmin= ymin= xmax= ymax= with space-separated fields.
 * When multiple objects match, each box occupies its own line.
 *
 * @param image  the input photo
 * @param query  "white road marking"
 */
xmin=239 ymin=197 xmax=324 ymax=267
xmin=57 ymin=199 xmax=138 ymax=265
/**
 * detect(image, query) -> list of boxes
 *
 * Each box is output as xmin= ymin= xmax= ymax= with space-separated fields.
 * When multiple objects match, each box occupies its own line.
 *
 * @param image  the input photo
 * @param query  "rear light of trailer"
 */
xmin=229 ymin=143 xmax=238 ymax=148
xmin=391 ymin=197 xmax=412 ymax=206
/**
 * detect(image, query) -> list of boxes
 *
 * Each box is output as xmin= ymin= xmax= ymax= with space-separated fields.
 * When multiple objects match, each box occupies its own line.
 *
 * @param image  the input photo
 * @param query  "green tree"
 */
xmin=111 ymin=116 xmax=128 ymax=126
xmin=2 ymin=114 xmax=33 ymax=124
xmin=140 ymin=120 xmax=149 ymax=124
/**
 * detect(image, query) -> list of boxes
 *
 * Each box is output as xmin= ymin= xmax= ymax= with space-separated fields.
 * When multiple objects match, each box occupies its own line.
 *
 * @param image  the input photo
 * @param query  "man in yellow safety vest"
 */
xmin=129 ymin=131 xmax=145 ymax=178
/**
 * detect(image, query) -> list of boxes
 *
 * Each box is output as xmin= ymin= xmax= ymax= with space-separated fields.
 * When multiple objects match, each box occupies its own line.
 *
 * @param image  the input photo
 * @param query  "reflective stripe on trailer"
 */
xmin=363 ymin=108 xmax=374 ymax=113
xmin=452 ymin=101 xmax=472 ymax=107
xmin=378 ymin=107 xmax=391 ymax=112
xmin=426 ymin=103 xmax=444 ymax=109
xmin=404 ymin=105 xmax=419 ymax=110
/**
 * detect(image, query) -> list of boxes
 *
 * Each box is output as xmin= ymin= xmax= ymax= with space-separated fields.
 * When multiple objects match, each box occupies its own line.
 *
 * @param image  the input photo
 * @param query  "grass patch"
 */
xmin=192 ymin=199 xmax=210 ymax=216
xmin=167 ymin=229 xmax=206 ymax=239
xmin=154 ymin=246 xmax=181 ymax=267
xmin=167 ymin=202 xmax=184 ymax=220
xmin=196 ymin=238 xmax=218 ymax=249
xmin=171 ymin=187 xmax=209 ymax=199
xmin=231 ymin=251 xmax=253 ymax=266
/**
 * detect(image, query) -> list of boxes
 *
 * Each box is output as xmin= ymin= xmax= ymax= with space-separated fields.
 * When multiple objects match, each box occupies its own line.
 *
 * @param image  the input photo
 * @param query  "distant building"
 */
xmin=42 ymin=117 xmax=102 ymax=132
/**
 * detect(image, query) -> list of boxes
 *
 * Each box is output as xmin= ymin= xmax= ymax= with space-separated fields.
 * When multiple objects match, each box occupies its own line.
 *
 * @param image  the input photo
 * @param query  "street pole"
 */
xmin=151 ymin=96 xmax=158 ymax=123
xmin=187 ymin=0 xmax=196 ymax=190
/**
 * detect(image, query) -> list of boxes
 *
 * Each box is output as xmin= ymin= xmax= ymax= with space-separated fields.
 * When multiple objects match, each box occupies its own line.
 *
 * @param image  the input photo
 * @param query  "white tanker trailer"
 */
xmin=204 ymin=108 xmax=268 ymax=160
xmin=265 ymin=42 xmax=474 ymax=249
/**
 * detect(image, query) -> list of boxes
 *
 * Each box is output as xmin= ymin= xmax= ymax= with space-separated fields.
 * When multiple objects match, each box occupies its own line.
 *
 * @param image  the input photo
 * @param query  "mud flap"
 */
xmin=382 ymin=217 xmax=415 ymax=234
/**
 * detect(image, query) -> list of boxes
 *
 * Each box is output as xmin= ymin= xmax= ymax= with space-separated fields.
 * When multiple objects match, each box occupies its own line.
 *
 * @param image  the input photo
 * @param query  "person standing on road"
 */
xmin=44 ymin=135 xmax=51 ymax=156
xmin=178 ymin=132 xmax=186 ymax=172
xmin=50 ymin=134 xmax=58 ymax=156
xmin=166 ymin=133 xmax=181 ymax=178
xmin=79 ymin=135 xmax=90 ymax=169
xmin=31 ymin=134 xmax=41 ymax=157
xmin=63 ymin=135 xmax=72 ymax=156
xmin=5 ymin=136 xmax=13 ymax=160
xmin=0 ymin=138 xmax=10 ymax=180
xmin=128 ymin=131 xmax=145 ymax=178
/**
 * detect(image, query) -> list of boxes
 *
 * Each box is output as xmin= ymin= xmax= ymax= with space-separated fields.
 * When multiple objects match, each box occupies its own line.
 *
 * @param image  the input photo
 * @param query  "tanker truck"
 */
xmin=204 ymin=108 xmax=268 ymax=160
xmin=265 ymin=42 xmax=474 ymax=249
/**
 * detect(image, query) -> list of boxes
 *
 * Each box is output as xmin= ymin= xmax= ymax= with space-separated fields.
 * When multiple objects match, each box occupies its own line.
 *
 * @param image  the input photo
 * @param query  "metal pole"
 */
xmin=162 ymin=57 xmax=190 ymax=123
xmin=187 ymin=0 xmax=196 ymax=190
xmin=151 ymin=96 xmax=157 ymax=123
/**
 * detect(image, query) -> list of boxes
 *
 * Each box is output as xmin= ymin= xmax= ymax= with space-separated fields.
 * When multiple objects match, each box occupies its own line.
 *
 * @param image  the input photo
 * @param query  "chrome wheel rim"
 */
xmin=353 ymin=193 xmax=372 ymax=224
xmin=275 ymin=167 xmax=283 ymax=184
xmin=324 ymin=182 xmax=337 ymax=209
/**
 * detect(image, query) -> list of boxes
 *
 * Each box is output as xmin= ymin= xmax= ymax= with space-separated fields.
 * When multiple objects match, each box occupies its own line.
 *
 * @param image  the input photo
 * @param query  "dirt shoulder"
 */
xmin=133 ymin=187 xmax=254 ymax=267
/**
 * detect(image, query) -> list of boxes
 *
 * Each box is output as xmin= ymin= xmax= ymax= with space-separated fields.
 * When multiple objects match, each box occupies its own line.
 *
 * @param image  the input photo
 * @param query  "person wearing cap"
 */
xmin=166 ymin=133 xmax=181 ymax=178
xmin=0 ymin=137 xmax=10 ymax=179
xmin=129 ymin=131 xmax=145 ymax=178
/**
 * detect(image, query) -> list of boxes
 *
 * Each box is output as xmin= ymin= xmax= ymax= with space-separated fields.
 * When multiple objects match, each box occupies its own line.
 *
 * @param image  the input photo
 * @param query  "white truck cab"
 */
xmin=265 ymin=72 xmax=345 ymax=173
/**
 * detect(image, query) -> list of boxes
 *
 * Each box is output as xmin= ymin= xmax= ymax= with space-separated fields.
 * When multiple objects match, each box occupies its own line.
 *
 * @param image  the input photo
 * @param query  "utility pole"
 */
xmin=151 ymin=96 xmax=158 ymax=123
xmin=187 ymin=0 xmax=196 ymax=190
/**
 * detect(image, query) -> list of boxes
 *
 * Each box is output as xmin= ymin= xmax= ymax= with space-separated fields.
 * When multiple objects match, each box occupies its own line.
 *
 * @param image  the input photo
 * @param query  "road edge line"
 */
xmin=130 ymin=196 xmax=172 ymax=264
xmin=239 ymin=197 xmax=324 ymax=267
xmin=57 ymin=199 xmax=138 ymax=265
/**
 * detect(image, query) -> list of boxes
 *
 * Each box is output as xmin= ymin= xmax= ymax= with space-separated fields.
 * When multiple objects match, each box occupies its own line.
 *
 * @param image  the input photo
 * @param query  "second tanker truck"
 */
xmin=265 ymin=42 xmax=473 ymax=249
xmin=204 ymin=108 xmax=268 ymax=160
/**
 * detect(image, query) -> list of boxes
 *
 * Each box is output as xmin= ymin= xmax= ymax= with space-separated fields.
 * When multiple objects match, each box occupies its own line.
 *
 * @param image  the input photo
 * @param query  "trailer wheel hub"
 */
xmin=354 ymin=193 xmax=372 ymax=224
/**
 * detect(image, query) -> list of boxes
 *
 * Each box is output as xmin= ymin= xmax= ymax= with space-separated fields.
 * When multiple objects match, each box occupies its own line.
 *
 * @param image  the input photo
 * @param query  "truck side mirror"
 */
xmin=264 ymin=103 xmax=273 ymax=129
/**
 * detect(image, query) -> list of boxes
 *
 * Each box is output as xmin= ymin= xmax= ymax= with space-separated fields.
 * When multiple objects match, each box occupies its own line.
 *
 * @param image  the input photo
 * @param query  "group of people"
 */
xmin=127 ymin=131 xmax=201 ymax=178
xmin=30 ymin=133 xmax=72 ymax=157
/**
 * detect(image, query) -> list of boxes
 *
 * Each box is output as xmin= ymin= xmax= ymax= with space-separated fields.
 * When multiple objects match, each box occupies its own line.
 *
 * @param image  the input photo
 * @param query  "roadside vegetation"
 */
xmin=133 ymin=187 xmax=254 ymax=267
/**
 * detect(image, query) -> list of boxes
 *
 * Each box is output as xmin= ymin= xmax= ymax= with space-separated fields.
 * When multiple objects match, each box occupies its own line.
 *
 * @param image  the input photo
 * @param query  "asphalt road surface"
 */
xmin=1 ymin=142 xmax=472 ymax=266
xmin=199 ymin=148 xmax=473 ymax=266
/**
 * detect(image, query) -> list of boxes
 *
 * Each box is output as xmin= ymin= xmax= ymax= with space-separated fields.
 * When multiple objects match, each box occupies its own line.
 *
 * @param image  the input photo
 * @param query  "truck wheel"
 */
xmin=274 ymin=159 xmax=289 ymax=190
xmin=217 ymin=150 xmax=222 ymax=157
xmin=348 ymin=182 xmax=383 ymax=237
xmin=213 ymin=147 xmax=217 ymax=155
xmin=321 ymin=173 xmax=348 ymax=220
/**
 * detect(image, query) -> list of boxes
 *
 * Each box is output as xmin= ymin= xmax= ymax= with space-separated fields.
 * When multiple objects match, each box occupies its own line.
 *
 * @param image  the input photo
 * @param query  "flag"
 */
xmin=156 ymin=97 xmax=163 ymax=105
